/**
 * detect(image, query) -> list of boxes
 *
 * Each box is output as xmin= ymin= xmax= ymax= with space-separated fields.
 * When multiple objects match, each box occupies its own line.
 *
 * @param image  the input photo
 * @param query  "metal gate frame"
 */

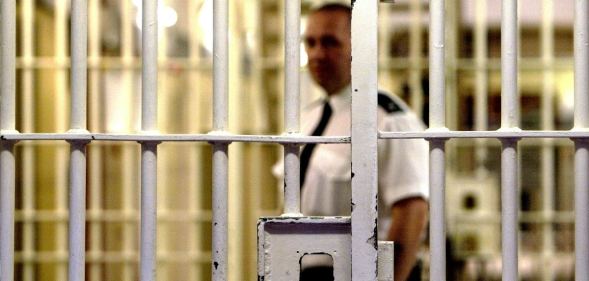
xmin=2 ymin=0 xmax=589 ymax=281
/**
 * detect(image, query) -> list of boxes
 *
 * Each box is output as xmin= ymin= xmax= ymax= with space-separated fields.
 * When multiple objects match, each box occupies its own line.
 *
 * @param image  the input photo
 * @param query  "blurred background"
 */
xmin=10 ymin=0 xmax=576 ymax=280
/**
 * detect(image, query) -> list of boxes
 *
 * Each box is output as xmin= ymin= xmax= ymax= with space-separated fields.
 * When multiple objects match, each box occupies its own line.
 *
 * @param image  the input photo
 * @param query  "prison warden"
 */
xmin=274 ymin=3 xmax=429 ymax=281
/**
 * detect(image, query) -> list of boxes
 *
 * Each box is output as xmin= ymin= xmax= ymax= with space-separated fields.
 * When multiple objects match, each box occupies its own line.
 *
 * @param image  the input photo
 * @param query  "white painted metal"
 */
xmin=351 ymin=0 xmax=379 ymax=280
xmin=576 ymin=0 xmax=589 ymax=129
xmin=501 ymin=140 xmax=519 ymax=281
xmin=68 ymin=1 xmax=89 ymax=280
xmin=429 ymin=0 xmax=446 ymax=130
xmin=283 ymin=0 xmax=302 ymax=216
xmin=0 ymin=143 xmax=15 ymax=281
xmin=0 ymin=1 xmax=17 ymax=280
xmin=213 ymin=0 xmax=229 ymax=280
xmin=212 ymin=143 xmax=229 ymax=280
xmin=501 ymin=0 xmax=519 ymax=129
xmin=142 ymin=0 xmax=158 ymax=133
xmin=1 ymin=0 xmax=16 ymax=132
xmin=70 ymin=0 xmax=88 ymax=131
xmin=68 ymin=142 xmax=88 ymax=281
xmin=575 ymin=1 xmax=589 ymax=280
xmin=141 ymin=143 xmax=158 ymax=281
xmin=257 ymin=217 xmax=351 ymax=280
xmin=428 ymin=0 xmax=447 ymax=279
xmin=575 ymin=142 xmax=589 ymax=281
xmin=429 ymin=141 xmax=446 ymax=280
xmin=377 ymin=241 xmax=394 ymax=281
xmin=5 ymin=130 xmax=589 ymax=142
xmin=501 ymin=1 xmax=520 ymax=280
xmin=140 ymin=1 xmax=159 ymax=281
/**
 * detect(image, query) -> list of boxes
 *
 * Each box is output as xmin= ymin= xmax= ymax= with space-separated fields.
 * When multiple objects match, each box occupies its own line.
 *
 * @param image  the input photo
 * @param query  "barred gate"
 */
xmin=1 ymin=0 xmax=588 ymax=281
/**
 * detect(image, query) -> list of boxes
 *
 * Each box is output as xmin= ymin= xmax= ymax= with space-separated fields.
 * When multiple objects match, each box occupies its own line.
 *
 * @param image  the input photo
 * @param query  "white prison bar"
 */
xmin=351 ymin=1 xmax=379 ymax=279
xmin=283 ymin=0 xmax=302 ymax=216
xmin=68 ymin=1 xmax=89 ymax=280
xmin=575 ymin=1 xmax=589 ymax=280
xmin=501 ymin=0 xmax=520 ymax=280
xmin=212 ymin=0 xmax=229 ymax=280
xmin=428 ymin=0 xmax=447 ymax=279
xmin=0 ymin=0 xmax=17 ymax=280
xmin=140 ymin=0 xmax=158 ymax=281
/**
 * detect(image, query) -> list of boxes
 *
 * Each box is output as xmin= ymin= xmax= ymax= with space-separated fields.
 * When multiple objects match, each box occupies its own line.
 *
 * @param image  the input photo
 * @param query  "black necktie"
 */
xmin=300 ymin=101 xmax=332 ymax=187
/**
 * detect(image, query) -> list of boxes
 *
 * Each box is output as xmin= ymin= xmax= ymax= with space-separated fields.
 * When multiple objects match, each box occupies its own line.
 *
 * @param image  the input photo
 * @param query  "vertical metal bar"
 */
xmin=20 ymin=0 xmax=36 ymax=280
xmin=0 ymin=143 xmax=15 ymax=281
xmin=0 ymin=0 xmax=16 ymax=131
xmin=351 ymin=1 xmax=378 ymax=279
xmin=213 ymin=0 xmax=229 ymax=132
xmin=212 ymin=143 xmax=228 ymax=280
xmin=429 ymin=140 xmax=446 ymax=280
xmin=0 ymin=0 xmax=17 ymax=119
xmin=429 ymin=0 xmax=446 ymax=130
xmin=70 ymin=0 xmax=88 ymax=131
xmin=501 ymin=140 xmax=519 ymax=281
xmin=575 ymin=1 xmax=589 ymax=128
xmin=141 ymin=0 xmax=158 ymax=280
xmin=501 ymin=0 xmax=519 ymax=129
xmin=540 ymin=1 xmax=555 ymax=280
xmin=501 ymin=1 xmax=520 ymax=280
xmin=0 ymin=0 xmax=17 ymax=280
xmin=142 ymin=0 xmax=158 ymax=133
xmin=283 ymin=0 xmax=301 ymax=216
xmin=68 ymin=143 xmax=88 ymax=281
xmin=428 ymin=0 xmax=447 ymax=279
xmin=575 ymin=142 xmax=589 ymax=281
xmin=141 ymin=143 xmax=158 ymax=281
xmin=574 ymin=1 xmax=589 ymax=280
xmin=68 ymin=1 xmax=89 ymax=280
xmin=212 ymin=0 xmax=229 ymax=280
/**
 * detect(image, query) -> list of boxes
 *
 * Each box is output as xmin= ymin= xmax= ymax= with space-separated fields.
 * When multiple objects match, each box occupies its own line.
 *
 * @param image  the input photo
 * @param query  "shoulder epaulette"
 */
xmin=377 ymin=92 xmax=403 ymax=113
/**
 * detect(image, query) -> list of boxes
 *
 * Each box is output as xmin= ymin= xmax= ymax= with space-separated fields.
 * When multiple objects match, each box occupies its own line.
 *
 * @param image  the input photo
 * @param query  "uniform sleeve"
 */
xmin=378 ymin=111 xmax=429 ymax=208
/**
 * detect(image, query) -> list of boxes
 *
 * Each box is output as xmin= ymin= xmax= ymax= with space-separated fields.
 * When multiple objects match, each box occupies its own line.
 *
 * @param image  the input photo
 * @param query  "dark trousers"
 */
xmin=299 ymin=266 xmax=334 ymax=281
xmin=299 ymin=262 xmax=422 ymax=281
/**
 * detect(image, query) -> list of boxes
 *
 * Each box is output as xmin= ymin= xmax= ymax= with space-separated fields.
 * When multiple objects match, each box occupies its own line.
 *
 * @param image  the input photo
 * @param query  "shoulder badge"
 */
xmin=377 ymin=92 xmax=403 ymax=113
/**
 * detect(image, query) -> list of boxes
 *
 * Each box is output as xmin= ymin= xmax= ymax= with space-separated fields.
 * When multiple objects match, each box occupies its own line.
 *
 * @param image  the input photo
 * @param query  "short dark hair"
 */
xmin=310 ymin=3 xmax=352 ymax=21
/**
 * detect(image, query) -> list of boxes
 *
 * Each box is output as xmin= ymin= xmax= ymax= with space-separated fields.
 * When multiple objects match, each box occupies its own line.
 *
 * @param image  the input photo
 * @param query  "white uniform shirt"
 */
xmin=274 ymin=85 xmax=429 ymax=240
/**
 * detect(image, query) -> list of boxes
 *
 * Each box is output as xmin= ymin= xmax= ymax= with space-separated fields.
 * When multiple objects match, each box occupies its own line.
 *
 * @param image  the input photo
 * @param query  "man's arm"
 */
xmin=387 ymin=197 xmax=429 ymax=281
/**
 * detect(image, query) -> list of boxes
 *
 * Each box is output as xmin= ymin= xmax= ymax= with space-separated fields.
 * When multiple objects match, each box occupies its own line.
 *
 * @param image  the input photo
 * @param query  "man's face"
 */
xmin=303 ymin=10 xmax=351 ymax=95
